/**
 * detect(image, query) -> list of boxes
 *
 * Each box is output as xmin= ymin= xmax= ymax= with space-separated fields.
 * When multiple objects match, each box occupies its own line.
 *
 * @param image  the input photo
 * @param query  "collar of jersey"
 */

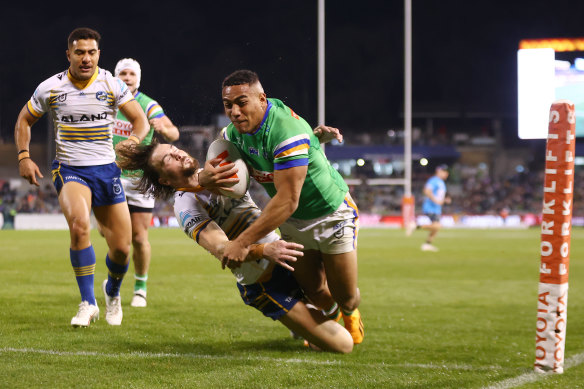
xmin=67 ymin=67 xmax=99 ymax=90
xmin=247 ymin=100 xmax=272 ymax=136
xmin=134 ymin=90 xmax=141 ymax=98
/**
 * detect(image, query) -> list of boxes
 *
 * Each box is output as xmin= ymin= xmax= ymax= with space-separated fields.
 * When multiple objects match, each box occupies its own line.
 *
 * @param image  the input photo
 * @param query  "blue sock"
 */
xmin=70 ymin=246 xmax=96 ymax=305
xmin=105 ymin=254 xmax=129 ymax=297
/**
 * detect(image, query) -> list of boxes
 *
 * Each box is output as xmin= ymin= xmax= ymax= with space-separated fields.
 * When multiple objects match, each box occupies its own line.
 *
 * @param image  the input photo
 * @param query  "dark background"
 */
xmin=1 ymin=0 xmax=584 ymax=143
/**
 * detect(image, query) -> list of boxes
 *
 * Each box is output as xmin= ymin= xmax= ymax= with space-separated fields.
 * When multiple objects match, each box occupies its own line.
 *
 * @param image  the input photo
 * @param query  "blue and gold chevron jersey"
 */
xmin=27 ymin=67 xmax=134 ymax=166
xmin=224 ymin=98 xmax=348 ymax=220
xmin=174 ymin=189 xmax=279 ymax=285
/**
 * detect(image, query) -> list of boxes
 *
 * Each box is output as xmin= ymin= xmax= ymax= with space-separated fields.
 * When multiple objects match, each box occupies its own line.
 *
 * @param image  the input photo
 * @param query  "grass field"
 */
xmin=1 ymin=227 xmax=584 ymax=388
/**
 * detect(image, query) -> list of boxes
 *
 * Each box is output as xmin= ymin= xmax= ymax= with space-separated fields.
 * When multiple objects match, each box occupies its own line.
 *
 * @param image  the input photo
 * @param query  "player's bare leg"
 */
xmin=322 ymin=250 xmax=364 ymax=344
xmin=129 ymin=211 xmax=152 ymax=307
xmin=279 ymin=302 xmax=353 ymax=353
xmin=94 ymin=202 xmax=131 ymax=325
xmin=59 ymin=182 xmax=99 ymax=326
xmin=291 ymin=250 xmax=336 ymax=313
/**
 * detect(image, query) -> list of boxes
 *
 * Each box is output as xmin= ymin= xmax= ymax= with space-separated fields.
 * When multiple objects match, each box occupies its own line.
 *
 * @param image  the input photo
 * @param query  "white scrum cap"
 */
xmin=115 ymin=58 xmax=141 ymax=89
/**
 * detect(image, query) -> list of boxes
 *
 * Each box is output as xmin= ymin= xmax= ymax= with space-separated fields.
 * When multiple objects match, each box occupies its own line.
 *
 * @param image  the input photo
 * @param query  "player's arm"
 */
xmin=223 ymin=165 xmax=307 ymax=262
xmin=150 ymin=115 xmax=179 ymax=142
xmin=116 ymin=99 xmax=149 ymax=150
xmin=14 ymin=105 xmax=43 ymax=186
xmin=195 ymin=221 xmax=303 ymax=271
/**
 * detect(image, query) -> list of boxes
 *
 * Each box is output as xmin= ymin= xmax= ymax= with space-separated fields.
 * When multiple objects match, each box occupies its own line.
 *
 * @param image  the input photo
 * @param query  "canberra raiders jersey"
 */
xmin=112 ymin=91 xmax=165 ymax=177
xmin=224 ymin=98 xmax=348 ymax=220
xmin=174 ymin=189 xmax=279 ymax=285
xmin=27 ymin=68 xmax=134 ymax=166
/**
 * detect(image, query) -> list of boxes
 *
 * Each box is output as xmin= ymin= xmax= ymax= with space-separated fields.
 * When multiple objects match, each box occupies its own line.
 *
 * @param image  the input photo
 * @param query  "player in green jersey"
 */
xmin=200 ymin=70 xmax=364 ymax=344
xmin=112 ymin=58 xmax=179 ymax=307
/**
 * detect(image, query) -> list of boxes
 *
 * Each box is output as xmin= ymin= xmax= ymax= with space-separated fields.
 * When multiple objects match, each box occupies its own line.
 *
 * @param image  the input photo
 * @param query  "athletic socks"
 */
xmin=134 ymin=273 xmax=148 ymax=292
xmin=105 ymin=254 xmax=129 ymax=297
xmin=70 ymin=246 xmax=97 ymax=305
xmin=325 ymin=302 xmax=342 ymax=322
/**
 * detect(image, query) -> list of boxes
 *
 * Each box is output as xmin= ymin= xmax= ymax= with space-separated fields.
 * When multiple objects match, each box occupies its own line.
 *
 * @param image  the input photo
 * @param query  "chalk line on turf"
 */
xmin=483 ymin=351 xmax=584 ymax=389
xmin=1 ymin=347 xmax=499 ymax=370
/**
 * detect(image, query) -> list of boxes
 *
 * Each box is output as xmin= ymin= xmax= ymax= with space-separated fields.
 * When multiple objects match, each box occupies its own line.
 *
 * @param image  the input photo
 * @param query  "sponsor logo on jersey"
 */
xmin=251 ymin=167 xmax=274 ymax=183
xmin=249 ymin=147 xmax=259 ymax=156
xmin=290 ymin=109 xmax=299 ymax=120
xmin=96 ymin=91 xmax=107 ymax=101
xmin=60 ymin=112 xmax=108 ymax=123
xmin=57 ymin=93 xmax=67 ymax=102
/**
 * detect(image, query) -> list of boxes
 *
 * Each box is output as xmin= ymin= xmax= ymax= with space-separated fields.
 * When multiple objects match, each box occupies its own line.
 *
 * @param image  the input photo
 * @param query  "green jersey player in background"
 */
xmin=200 ymin=70 xmax=364 ymax=344
xmin=112 ymin=58 xmax=179 ymax=307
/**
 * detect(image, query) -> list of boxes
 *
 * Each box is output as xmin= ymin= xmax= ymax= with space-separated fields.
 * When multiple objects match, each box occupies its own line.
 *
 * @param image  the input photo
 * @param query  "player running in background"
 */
xmin=112 ymin=58 xmax=180 ymax=308
xmin=420 ymin=164 xmax=450 ymax=252
xmin=14 ymin=27 xmax=150 ymax=327
xmin=200 ymin=70 xmax=364 ymax=344
xmin=115 ymin=141 xmax=354 ymax=353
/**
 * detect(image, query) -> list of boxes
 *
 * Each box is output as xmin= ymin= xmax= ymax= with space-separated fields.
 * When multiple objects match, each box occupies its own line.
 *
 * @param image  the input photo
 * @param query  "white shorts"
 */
xmin=279 ymin=192 xmax=359 ymax=255
xmin=121 ymin=177 xmax=155 ymax=210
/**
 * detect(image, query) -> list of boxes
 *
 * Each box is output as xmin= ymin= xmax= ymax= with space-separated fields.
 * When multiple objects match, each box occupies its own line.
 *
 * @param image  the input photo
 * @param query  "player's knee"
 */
xmin=68 ymin=217 xmax=91 ymax=246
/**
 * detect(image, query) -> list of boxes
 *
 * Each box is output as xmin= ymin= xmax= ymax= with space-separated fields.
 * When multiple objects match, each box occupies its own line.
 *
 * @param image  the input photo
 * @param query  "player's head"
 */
xmin=436 ymin=164 xmax=449 ymax=179
xmin=115 ymin=58 xmax=141 ymax=92
xmin=222 ymin=69 xmax=267 ymax=134
xmin=66 ymin=27 xmax=101 ymax=81
xmin=116 ymin=139 xmax=200 ymax=199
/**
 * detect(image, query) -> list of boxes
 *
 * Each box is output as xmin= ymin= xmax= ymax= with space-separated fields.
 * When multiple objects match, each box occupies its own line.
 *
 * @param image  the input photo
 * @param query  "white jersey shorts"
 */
xmin=279 ymin=192 xmax=359 ymax=255
xmin=121 ymin=177 xmax=155 ymax=210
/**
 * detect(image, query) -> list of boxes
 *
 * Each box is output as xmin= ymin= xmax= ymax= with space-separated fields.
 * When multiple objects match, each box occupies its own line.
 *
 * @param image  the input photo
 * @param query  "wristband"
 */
xmin=18 ymin=157 xmax=31 ymax=164
xmin=248 ymin=244 xmax=265 ymax=261
xmin=128 ymin=134 xmax=140 ymax=144
xmin=18 ymin=151 xmax=30 ymax=162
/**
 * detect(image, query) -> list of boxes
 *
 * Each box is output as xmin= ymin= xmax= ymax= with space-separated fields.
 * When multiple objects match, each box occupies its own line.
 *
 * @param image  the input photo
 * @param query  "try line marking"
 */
xmin=1 ymin=347 xmax=496 ymax=370
xmin=483 ymin=351 xmax=584 ymax=389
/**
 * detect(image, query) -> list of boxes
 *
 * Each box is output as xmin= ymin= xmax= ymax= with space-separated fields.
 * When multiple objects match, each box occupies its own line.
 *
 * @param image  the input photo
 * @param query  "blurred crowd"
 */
xmin=2 ymin=163 xmax=583 ymax=229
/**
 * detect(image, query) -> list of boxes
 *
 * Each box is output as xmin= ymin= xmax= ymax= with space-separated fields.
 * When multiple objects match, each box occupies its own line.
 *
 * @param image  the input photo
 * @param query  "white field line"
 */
xmin=483 ymin=351 xmax=584 ymax=389
xmin=1 ymin=347 xmax=498 ymax=370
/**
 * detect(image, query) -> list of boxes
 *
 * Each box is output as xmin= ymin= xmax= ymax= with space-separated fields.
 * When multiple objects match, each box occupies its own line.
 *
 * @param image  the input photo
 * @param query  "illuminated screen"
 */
xmin=517 ymin=48 xmax=584 ymax=139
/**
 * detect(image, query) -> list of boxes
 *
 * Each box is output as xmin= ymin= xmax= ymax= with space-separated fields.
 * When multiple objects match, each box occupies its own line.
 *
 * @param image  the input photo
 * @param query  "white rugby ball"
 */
xmin=206 ymin=139 xmax=250 ymax=199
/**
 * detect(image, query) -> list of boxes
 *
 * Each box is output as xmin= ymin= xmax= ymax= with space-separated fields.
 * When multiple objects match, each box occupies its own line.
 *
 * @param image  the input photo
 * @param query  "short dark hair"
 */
xmin=68 ymin=27 xmax=101 ymax=48
xmin=115 ymin=139 xmax=176 ymax=200
xmin=222 ymin=69 xmax=260 ymax=88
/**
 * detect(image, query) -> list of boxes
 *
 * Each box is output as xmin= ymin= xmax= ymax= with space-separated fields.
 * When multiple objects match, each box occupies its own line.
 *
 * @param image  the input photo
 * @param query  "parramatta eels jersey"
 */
xmin=174 ymin=189 xmax=279 ymax=285
xmin=112 ymin=91 xmax=165 ymax=177
xmin=26 ymin=68 xmax=134 ymax=166
xmin=224 ymin=98 xmax=348 ymax=220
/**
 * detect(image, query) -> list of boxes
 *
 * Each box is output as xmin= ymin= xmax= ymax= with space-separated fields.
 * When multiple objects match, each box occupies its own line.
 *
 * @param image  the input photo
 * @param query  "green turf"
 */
xmin=1 ymin=227 xmax=583 ymax=388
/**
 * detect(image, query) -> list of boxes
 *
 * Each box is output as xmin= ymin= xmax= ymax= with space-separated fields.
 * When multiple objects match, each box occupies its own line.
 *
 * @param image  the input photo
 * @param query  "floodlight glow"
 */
xmin=356 ymin=158 xmax=365 ymax=167
xmin=419 ymin=158 xmax=428 ymax=166
xmin=517 ymin=48 xmax=555 ymax=139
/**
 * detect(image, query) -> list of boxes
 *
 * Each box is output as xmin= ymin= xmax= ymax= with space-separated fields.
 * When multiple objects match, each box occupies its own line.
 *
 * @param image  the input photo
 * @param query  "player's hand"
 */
xmin=19 ymin=158 xmax=43 ymax=186
xmin=444 ymin=196 xmax=452 ymax=205
xmin=313 ymin=125 xmax=343 ymax=144
xmin=263 ymin=240 xmax=304 ymax=271
xmin=221 ymin=240 xmax=248 ymax=270
xmin=198 ymin=157 xmax=239 ymax=193
xmin=149 ymin=118 xmax=164 ymax=133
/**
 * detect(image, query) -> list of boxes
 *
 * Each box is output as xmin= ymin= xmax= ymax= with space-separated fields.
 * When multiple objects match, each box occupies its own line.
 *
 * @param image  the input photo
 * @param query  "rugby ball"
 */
xmin=206 ymin=139 xmax=249 ymax=199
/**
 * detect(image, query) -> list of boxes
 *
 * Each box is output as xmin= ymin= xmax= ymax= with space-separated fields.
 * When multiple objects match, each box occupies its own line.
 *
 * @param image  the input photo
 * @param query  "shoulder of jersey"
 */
xmin=206 ymin=139 xmax=249 ymax=199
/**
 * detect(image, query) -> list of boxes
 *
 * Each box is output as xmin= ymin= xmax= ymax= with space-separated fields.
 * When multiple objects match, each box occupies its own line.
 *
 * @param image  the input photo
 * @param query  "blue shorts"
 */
xmin=425 ymin=213 xmax=441 ymax=223
xmin=51 ymin=160 xmax=126 ymax=207
xmin=237 ymin=265 xmax=304 ymax=321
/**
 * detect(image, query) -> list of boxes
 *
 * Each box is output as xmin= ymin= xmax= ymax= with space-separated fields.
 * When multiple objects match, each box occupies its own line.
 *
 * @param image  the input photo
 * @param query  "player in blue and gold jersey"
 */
xmin=14 ymin=27 xmax=150 ymax=327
